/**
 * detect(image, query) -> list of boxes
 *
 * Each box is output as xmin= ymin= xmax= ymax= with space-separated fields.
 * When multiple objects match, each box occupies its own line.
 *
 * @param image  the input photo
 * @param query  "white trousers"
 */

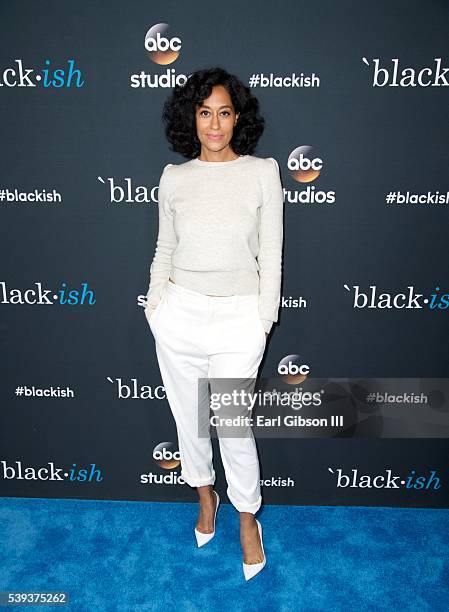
xmin=145 ymin=279 xmax=267 ymax=514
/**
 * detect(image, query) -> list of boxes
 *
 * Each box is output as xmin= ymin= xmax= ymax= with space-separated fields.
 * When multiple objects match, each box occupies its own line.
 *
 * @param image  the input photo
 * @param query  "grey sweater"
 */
xmin=146 ymin=154 xmax=284 ymax=333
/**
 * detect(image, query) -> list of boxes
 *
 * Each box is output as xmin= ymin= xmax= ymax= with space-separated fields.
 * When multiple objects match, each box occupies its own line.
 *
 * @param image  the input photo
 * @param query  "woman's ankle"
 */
xmin=239 ymin=512 xmax=257 ymax=525
xmin=197 ymin=485 xmax=214 ymax=500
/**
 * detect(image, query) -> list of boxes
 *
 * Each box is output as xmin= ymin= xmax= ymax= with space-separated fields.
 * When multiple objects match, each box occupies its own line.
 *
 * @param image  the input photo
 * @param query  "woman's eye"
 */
xmin=200 ymin=110 xmax=231 ymax=117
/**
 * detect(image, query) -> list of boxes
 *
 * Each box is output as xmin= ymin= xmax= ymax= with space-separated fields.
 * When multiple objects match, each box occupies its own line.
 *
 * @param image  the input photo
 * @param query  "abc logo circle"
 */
xmin=153 ymin=442 xmax=181 ymax=468
xmin=288 ymin=145 xmax=323 ymax=183
xmin=278 ymin=355 xmax=309 ymax=384
xmin=144 ymin=24 xmax=181 ymax=65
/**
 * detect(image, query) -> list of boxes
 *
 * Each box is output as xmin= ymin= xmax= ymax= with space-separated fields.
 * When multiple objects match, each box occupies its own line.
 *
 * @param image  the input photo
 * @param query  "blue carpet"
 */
xmin=0 ymin=497 xmax=448 ymax=611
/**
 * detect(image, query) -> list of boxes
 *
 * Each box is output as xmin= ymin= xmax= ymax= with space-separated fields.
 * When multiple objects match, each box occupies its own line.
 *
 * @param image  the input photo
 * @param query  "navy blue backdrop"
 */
xmin=1 ymin=0 xmax=448 ymax=508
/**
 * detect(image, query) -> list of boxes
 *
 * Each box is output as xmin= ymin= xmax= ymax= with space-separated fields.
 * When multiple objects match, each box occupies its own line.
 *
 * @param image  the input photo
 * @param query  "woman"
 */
xmin=144 ymin=66 xmax=283 ymax=580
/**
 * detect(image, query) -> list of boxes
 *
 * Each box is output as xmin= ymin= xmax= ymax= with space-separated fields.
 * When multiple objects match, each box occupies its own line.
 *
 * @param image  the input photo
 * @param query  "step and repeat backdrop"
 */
xmin=1 ymin=1 xmax=449 ymax=509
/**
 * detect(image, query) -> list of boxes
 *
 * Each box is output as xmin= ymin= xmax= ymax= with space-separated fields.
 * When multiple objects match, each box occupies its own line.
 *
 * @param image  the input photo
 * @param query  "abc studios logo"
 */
xmin=144 ymin=24 xmax=181 ymax=64
xmin=278 ymin=355 xmax=309 ymax=383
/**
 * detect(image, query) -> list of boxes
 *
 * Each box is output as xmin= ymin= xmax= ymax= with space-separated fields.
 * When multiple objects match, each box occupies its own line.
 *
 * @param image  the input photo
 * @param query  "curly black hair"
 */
xmin=161 ymin=66 xmax=265 ymax=160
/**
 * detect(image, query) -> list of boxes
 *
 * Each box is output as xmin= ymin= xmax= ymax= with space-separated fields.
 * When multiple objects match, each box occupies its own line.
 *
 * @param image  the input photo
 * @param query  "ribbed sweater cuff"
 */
xmin=260 ymin=318 xmax=273 ymax=334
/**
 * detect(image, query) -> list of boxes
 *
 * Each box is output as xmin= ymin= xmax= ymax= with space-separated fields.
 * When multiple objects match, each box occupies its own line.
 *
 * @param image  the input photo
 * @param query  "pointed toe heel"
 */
xmin=194 ymin=490 xmax=220 ymax=548
xmin=242 ymin=519 xmax=266 ymax=581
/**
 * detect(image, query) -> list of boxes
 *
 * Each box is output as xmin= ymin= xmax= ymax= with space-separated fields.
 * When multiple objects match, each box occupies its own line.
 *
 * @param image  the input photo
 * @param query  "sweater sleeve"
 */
xmin=257 ymin=157 xmax=284 ymax=334
xmin=145 ymin=164 xmax=176 ymax=314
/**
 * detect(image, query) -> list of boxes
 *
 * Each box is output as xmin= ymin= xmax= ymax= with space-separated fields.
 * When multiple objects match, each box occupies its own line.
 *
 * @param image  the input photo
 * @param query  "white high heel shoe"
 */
xmin=194 ymin=490 xmax=220 ymax=547
xmin=242 ymin=519 xmax=266 ymax=581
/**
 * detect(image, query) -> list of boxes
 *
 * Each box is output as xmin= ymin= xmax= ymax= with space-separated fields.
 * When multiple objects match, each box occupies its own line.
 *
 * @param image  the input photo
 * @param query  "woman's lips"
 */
xmin=207 ymin=134 xmax=223 ymax=140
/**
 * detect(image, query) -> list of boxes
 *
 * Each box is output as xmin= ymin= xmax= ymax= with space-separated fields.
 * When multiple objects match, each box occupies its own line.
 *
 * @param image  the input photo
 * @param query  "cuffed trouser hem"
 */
xmin=227 ymin=489 xmax=262 ymax=514
xmin=181 ymin=469 xmax=216 ymax=488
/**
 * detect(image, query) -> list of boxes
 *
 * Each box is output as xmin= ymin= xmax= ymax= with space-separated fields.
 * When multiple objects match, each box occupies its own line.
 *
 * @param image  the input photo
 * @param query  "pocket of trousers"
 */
xmin=145 ymin=289 xmax=165 ymax=328
xmin=252 ymin=303 xmax=267 ymax=344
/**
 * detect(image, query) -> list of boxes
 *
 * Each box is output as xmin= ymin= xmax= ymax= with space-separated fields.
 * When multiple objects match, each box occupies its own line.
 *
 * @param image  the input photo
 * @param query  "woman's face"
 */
xmin=195 ymin=84 xmax=240 ymax=156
